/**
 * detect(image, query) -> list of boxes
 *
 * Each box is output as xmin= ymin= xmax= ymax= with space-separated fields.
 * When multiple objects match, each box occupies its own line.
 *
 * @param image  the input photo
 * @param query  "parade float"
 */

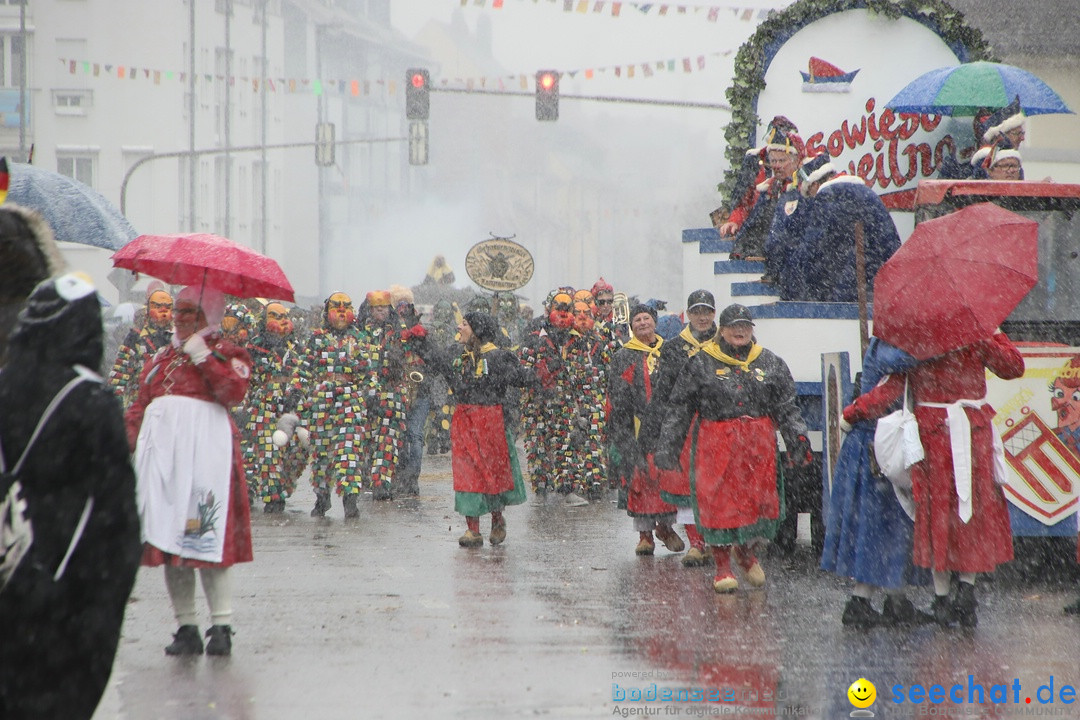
xmin=683 ymin=0 xmax=1080 ymax=546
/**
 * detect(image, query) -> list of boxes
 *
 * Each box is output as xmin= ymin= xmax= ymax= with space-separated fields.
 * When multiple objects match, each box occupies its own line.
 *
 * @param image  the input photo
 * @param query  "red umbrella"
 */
xmin=872 ymin=202 xmax=1037 ymax=360
xmin=111 ymin=233 xmax=294 ymax=302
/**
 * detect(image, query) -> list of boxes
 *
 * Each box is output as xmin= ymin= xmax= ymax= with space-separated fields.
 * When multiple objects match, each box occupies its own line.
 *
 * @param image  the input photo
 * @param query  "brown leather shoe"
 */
xmin=656 ymin=525 xmax=685 ymax=552
xmin=681 ymin=547 xmax=709 ymax=567
xmin=489 ymin=521 xmax=507 ymax=546
xmin=635 ymin=537 xmax=655 ymax=555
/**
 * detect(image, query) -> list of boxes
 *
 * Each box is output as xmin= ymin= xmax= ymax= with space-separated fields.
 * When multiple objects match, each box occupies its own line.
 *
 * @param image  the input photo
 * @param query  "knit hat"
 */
xmin=463 ymin=311 xmax=499 ymax=343
xmin=629 ymin=303 xmax=657 ymax=323
xmin=10 ymin=272 xmax=104 ymax=371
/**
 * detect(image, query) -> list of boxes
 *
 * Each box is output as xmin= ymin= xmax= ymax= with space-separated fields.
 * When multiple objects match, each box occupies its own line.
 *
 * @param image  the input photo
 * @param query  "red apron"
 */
xmin=628 ymin=455 xmax=677 ymax=516
xmin=693 ymin=416 xmax=778 ymax=530
xmin=658 ymin=428 xmax=694 ymax=498
xmin=451 ymin=403 xmax=514 ymax=495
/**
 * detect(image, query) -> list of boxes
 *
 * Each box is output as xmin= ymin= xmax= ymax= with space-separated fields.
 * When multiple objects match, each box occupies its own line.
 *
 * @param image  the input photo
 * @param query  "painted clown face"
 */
xmin=265 ymin=303 xmax=291 ymax=337
xmin=326 ymin=292 xmax=355 ymax=331
xmin=147 ymin=290 xmax=173 ymax=327
xmin=548 ymin=292 xmax=574 ymax=330
xmin=1051 ymin=374 xmax=1080 ymax=433
xmin=573 ymin=300 xmax=594 ymax=333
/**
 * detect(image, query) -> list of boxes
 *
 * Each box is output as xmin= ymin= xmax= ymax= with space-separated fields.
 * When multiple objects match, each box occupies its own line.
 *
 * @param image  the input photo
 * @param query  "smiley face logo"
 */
xmin=847 ymin=678 xmax=876 ymax=709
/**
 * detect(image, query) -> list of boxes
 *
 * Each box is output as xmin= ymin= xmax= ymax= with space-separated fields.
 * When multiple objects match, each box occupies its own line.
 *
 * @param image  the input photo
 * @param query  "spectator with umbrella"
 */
xmin=842 ymin=203 xmax=1035 ymax=628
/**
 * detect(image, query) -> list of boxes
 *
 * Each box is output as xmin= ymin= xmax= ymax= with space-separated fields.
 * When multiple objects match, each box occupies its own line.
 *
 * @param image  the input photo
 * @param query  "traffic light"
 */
xmin=535 ymin=70 xmax=559 ymax=121
xmin=406 ymin=68 xmax=430 ymax=120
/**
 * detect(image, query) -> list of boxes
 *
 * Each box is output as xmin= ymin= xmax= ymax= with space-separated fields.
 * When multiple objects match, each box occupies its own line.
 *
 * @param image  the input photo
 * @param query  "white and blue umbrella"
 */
xmin=3 ymin=158 xmax=137 ymax=250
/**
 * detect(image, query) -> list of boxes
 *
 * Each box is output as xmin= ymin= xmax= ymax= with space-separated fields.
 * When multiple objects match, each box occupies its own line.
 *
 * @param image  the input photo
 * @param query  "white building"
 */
xmin=3 ymin=0 xmax=427 ymax=306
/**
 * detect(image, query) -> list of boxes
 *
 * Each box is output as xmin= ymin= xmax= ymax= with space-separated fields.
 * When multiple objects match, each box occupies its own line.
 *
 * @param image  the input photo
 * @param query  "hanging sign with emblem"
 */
xmin=464 ymin=234 xmax=534 ymax=292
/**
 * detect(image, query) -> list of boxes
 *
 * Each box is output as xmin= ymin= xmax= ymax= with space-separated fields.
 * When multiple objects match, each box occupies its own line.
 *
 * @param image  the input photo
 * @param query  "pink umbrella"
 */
xmin=112 ymin=233 xmax=294 ymax=301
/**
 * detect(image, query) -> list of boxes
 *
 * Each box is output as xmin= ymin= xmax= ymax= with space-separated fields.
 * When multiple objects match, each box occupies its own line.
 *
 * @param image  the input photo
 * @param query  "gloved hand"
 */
xmin=182 ymin=333 xmax=212 ymax=364
xmin=273 ymin=413 xmax=301 ymax=447
xmin=785 ymin=434 xmax=813 ymax=468
xmin=403 ymin=324 xmax=427 ymax=342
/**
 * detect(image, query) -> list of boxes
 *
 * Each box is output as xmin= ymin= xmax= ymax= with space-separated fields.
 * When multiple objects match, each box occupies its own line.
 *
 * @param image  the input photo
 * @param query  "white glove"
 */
xmin=839 ymin=417 xmax=853 ymax=434
xmin=182 ymin=333 xmax=212 ymax=364
xmin=295 ymin=426 xmax=311 ymax=448
xmin=273 ymin=413 xmax=300 ymax=447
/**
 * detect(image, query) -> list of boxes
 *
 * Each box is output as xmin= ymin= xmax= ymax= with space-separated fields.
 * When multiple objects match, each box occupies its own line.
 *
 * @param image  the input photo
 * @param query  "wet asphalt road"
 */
xmin=93 ymin=451 xmax=1080 ymax=720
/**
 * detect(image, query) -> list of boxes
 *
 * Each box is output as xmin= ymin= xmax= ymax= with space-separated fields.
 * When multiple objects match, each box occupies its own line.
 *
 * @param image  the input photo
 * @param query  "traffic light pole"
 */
xmin=119 ymin=136 xmax=407 ymax=216
xmin=431 ymin=86 xmax=730 ymax=111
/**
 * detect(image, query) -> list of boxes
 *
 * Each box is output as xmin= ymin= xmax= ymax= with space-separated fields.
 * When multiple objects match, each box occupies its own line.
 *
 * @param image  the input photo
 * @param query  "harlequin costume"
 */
xmin=355 ymin=290 xmax=414 ymax=500
xmin=286 ymin=292 xmax=375 ymax=518
xmin=608 ymin=304 xmax=684 ymax=556
xmin=564 ymin=299 xmax=616 ymax=498
xmin=125 ymin=285 xmax=253 ymax=656
xmin=108 ymin=286 xmax=173 ymax=409
xmin=243 ymin=302 xmax=308 ymax=512
xmin=518 ymin=290 xmax=576 ymax=495
xmin=446 ymin=312 xmax=533 ymax=547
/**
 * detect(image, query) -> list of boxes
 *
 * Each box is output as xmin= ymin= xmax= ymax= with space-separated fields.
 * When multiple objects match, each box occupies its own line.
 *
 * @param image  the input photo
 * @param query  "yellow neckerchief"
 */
xmin=678 ymin=326 xmax=710 ymax=358
xmin=463 ymin=342 xmax=498 ymax=376
xmin=623 ymin=334 xmax=663 ymax=375
xmin=701 ymin=340 xmax=763 ymax=371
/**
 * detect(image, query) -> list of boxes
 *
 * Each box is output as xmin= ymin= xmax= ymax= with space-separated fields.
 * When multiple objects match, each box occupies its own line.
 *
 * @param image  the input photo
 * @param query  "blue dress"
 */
xmin=820 ymin=338 xmax=929 ymax=589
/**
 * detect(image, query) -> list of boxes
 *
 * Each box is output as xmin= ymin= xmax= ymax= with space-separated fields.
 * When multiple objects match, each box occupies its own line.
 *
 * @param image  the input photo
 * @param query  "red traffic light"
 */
xmin=410 ymin=72 xmax=426 ymax=89
xmin=538 ymin=72 xmax=556 ymax=91
xmin=406 ymin=68 xmax=430 ymax=120
xmin=535 ymin=69 xmax=559 ymax=121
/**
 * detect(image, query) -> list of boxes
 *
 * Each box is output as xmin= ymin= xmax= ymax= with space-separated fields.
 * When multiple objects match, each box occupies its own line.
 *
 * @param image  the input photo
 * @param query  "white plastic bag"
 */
xmin=873 ymin=379 xmax=924 ymax=490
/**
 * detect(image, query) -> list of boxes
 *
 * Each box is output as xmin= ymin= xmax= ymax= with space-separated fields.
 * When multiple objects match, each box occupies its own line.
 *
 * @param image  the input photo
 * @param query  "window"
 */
xmin=57 ymin=154 xmax=94 ymax=187
xmin=53 ymin=90 xmax=91 ymax=116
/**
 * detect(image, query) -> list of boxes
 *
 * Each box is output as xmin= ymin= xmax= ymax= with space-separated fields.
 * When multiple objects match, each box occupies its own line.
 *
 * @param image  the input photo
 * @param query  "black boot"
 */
xmin=882 ymin=595 xmax=935 ymax=626
xmin=343 ymin=492 xmax=360 ymax=519
xmin=841 ymin=596 xmax=880 ymax=630
xmin=165 ymin=625 xmax=204 ymax=656
xmin=953 ymin=583 xmax=978 ymax=628
xmin=311 ymin=488 xmax=330 ymax=517
xmin=205 ymin=625 xmax=233 ymax=656
xmin=931 ymin=594 xmax=955 ymax=628
xmin=263 ymin=498 xmax=286 ymax=514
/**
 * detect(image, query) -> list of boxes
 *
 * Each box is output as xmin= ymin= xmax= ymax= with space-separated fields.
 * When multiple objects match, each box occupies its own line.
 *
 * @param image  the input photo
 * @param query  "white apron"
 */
xmin=134 ymin=395 xmax=232 ymax=563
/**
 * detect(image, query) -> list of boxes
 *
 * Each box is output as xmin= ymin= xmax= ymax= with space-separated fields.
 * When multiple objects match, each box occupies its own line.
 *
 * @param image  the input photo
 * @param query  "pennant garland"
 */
xmin=58 ymin=45 xmax=734 ymax=98
xmin=459 ymin=0 xmax=782 ymax=21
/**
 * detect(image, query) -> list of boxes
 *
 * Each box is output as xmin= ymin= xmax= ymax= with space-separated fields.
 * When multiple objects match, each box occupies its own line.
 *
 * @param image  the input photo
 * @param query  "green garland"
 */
xmin=717 ymin=0 xmax=996 ymax=205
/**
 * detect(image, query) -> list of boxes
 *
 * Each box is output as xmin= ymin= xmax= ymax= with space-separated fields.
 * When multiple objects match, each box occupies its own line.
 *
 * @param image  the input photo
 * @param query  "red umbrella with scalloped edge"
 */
xmin=872 ymin=202 xmax=1037 ymax=360
xmin=112 ymin=233 xmax=294 ymax=301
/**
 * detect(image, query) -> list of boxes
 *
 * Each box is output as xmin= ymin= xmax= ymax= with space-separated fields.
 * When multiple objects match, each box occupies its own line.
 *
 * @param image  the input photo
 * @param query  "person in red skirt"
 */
xmin=126 ymin=284 xmax=253 ymax=656
xmin=608 ymin=304 xmax=686 ymax=557
xmin=448 ymin=312 xmax=534 ymax=547
xmin=842 ymin=331 xmax=1023 ymax=627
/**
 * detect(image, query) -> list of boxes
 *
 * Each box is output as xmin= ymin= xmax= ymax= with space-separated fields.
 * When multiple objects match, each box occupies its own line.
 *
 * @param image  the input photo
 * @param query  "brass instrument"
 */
xmin=409 ymin=370 xmax=425 ymax=384
xmin=612 ymin=292 xmax=631 ymax=336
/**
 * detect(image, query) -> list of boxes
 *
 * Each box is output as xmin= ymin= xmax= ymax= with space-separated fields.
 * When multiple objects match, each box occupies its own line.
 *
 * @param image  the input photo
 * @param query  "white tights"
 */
xmin=164 ymin=565 xmax=234 ymax=627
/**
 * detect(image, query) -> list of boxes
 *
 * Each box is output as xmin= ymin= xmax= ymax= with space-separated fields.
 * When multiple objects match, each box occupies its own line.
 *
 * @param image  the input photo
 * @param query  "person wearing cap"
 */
xmin=648 ymin=290 xmax=719 ymax=567
xmin=781 ymin=163 xmax=900 ymax=303
xmin=0 ymin=273 xmax=141 ymax=718
xmin=126 ymin=283 xmax=254 ymax=656
xmin=608 ymin=303 xmax=686 ymax=555
xmin=283 ymin=291 xmax=375 ymax=518
xmin=445 ymin=312 xmax=534 ymax=547
xmin=243 ymin=301 xmax=309 ymax=514
xmin=727 ymin=119 xmax=805 ymax=261
xmin=356 ymin=289 xmax=413 ymax=501
xmin=108 ymin=283 xmax=174 ymax=410
xmin=656 ymin=304 xmax=811 ymax=592
xmin=518 ymin=288 xmax=579 ymax=499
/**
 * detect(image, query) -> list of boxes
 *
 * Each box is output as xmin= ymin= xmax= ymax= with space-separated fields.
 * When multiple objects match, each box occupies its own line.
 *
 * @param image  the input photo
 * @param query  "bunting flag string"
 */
xmin=458 ymin=0 xmax=780 ymax=22
xmin=58 ymin=45 xmax=735 ymax=98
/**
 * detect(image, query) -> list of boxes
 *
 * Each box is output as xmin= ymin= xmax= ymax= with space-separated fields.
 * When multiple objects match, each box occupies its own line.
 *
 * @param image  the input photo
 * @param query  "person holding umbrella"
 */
xmin=126 ymin=284 xmax=254 ymax=656
xmin=850 ymin=203 xmax=1036 ymax=627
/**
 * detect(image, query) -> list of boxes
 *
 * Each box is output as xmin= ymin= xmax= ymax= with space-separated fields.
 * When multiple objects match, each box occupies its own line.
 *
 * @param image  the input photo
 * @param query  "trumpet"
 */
xmin=408 ymin=370 xmax=425 ymax=383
